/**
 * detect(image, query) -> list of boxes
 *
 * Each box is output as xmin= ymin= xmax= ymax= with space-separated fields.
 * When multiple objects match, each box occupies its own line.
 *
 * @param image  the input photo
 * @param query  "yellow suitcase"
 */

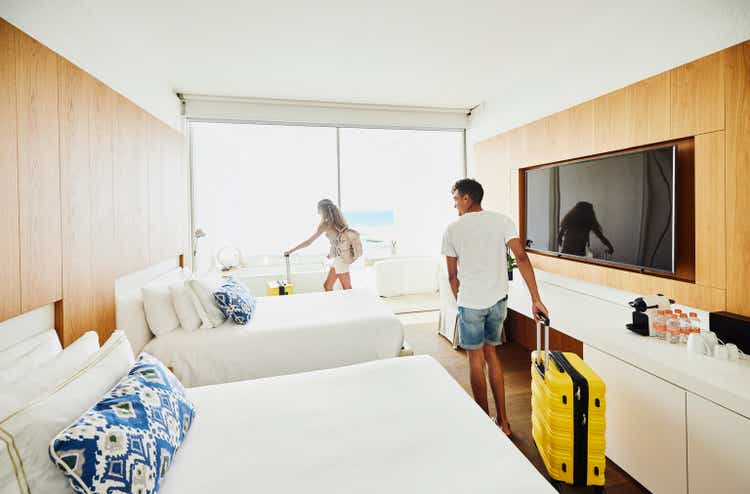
xmin=266 ymin=280 xmax=294 ymax=296
xmin=531 ymin=313 xmax=606 ymax=489
xmin=266 ymin=254 xmax=294 ymax=296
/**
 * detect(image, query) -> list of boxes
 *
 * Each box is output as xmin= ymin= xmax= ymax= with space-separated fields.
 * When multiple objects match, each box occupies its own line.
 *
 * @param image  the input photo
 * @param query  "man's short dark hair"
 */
xmin=452 ymin=178 xmax=484 ymax=205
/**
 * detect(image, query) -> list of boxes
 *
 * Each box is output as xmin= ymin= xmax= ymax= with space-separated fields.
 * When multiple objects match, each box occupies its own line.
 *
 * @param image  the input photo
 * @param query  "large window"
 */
xmin=191 ymin=122 xmax=338 ymax=263
xmin=191 ymin=122 xmax=464 ymax=269
xmin=339 ymin=128 xmax=464 ymax=258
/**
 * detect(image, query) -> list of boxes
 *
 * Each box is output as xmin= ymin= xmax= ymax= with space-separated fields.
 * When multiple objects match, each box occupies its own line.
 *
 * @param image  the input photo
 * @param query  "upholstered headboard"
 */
xmin=115 ymin=260 xmax=187 ymax=355
xmin=0 ymin=304 xmax=56 ymax=352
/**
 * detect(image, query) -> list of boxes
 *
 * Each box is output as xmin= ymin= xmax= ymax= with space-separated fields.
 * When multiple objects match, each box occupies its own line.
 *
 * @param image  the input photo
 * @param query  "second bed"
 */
xmin=118 ymin=288 xmax=404 ymax=387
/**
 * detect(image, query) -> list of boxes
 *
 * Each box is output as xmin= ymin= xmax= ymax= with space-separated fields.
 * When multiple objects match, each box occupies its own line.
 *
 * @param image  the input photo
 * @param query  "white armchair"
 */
xmin=373 ymin=257 xmax=439 ymax=297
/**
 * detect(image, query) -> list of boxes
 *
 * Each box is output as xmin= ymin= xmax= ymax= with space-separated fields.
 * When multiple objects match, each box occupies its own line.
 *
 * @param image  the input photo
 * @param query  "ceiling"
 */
xmin=2 ymin=1 xmax=749 ymax=136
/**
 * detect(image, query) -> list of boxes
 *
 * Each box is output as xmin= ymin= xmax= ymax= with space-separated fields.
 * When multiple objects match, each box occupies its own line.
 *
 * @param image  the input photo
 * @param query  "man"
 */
xmin=442 ymin=178 xmax=548 ymax=436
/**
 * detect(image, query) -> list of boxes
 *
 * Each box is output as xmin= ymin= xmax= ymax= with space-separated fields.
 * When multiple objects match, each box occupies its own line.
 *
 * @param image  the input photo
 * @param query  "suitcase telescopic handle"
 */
xmin=284 ymin=253 xmax=291 ymax=283
xmin=535 ymin=312 xmax=550 ymax=372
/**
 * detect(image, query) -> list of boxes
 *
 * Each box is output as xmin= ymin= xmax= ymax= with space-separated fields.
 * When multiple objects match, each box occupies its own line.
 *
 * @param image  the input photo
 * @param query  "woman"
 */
xmin=558 ymin=201 xmax=614 ymax=257
xmin=284 ymin=199 xmax=353 ymax=291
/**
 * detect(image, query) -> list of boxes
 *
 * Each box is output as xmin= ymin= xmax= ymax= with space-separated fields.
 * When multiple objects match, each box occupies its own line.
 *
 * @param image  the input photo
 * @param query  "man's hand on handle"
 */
xmin=532 ymin=299 xmax=549 ymax=323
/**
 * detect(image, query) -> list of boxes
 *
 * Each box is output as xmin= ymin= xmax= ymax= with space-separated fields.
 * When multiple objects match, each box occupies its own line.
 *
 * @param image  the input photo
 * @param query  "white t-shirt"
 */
xmin=441 ymin=210 xmax=518 ymax=310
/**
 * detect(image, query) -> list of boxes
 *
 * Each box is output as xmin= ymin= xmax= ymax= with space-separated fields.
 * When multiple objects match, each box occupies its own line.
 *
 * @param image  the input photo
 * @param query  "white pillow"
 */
xmin=1 ymin=332 xmax=100 ymax=408
xmin=0 ymin=329 xmax=59 ymax=370
xmin=142 ymin=283 xmax=181 ymax=337
xmin=0 ymin=333 xmax=62 ymax=383
xmin=0 ymin=330 xmax=134 ymax=494
xmin=187 ymin=276 xmax=227 ymax=328
xmin=170 ymin=282 xmax=203 ymax=331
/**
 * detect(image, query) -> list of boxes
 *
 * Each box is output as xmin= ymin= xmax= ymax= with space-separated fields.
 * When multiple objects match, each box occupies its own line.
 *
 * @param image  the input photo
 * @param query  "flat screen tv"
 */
xmin=524 ymin=145 xmax=676 ymax=273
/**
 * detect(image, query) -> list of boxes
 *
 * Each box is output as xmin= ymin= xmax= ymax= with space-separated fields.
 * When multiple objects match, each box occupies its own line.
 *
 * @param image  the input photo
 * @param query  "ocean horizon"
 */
xmin=345 ymin=210 xmax=394 ymax=227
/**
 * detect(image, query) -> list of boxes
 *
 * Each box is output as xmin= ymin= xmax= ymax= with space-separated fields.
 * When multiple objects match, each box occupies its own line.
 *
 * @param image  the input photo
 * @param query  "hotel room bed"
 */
xmin=118 ymin=288 xmax=404 ymax=387
xmin=162 ymin=355 xmax=556 ymax=494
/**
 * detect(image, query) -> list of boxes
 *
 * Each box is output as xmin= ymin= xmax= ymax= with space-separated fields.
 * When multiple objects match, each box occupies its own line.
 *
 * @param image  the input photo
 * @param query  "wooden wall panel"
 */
xmin=0 ymin=20 xmax=21 ymax=321
xmin=114 ymin=96 xmax=150 ymax=276
xmin=566 ymin=101 xmax=596 ymax=160
xmin=90 ymin=80 xmax=118 ymax=341
xmin=147 ymin=118 xmax=188 ymax=265
xmin=593 ymin=73 xmax=670 ymax=154
xmin=593 ymin=87 xmax=629 ymax=153
xmin=58 ymin=59 xmax=94 ymax=346
xmin=627 ymin=73 xmax=671 ymax=145
xmin=147 ymin=116 xmax=167 ymax=264
xmin=670 ymin=50 xmax=725 ymax=138
xmin=0 ymin=20 xmax=187 ymax=344
xmin=15 ymin=28 xmax=62 ymax=312
xmin=725 ymin=41 xmax=750 ymax=316
xmin=166 ymin=129 xmax=188 ymax=258
xmin=528 ymin=253 xmax=726 ymax=312
xmin=472 ymin=43 xmax=748 ymax=314
xmin=694 ymin=132 xmax=726 ymax=289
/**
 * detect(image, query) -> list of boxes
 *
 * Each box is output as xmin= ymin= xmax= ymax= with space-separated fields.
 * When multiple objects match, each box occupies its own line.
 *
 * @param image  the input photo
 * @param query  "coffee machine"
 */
xmin=627 ymin=295 xmax=674 ymax=336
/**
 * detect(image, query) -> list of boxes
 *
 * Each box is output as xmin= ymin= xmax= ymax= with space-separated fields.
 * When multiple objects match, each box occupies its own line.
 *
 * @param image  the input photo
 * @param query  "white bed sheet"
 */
xmin=143 ymin=290 xmax=404 ymax=387
xmin=163 ymin=355 xmax=555 ymax=494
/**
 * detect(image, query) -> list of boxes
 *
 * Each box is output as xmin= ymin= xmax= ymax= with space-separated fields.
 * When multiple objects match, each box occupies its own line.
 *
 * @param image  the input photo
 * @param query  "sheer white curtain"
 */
xmin=191 ymin=122 xmax=337 ymax=272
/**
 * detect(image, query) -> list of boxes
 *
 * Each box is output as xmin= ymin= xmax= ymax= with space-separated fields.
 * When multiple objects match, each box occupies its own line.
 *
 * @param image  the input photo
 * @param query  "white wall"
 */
xmin=0 ymin=7 xmax=182 ymax=130
xmin=467 ymin=2 xmax=750 ymax=170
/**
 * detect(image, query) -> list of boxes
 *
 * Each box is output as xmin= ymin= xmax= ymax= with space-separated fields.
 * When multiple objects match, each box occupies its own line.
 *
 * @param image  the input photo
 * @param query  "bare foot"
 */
xmin=501 ymin=421 xmax=511 ymax=437
xmin=492 ymin=417 xmax=512 ymax=437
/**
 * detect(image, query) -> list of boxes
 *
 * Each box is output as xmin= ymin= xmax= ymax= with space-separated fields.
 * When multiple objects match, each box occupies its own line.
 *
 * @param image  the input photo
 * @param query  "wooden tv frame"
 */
xmin=519 ymin=138 xmax=696 ymax=283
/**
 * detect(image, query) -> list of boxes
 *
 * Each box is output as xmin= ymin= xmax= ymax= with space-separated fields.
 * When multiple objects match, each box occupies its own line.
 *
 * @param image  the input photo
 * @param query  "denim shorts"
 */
xmin=457 ymin=297 xmax=508 ymax=350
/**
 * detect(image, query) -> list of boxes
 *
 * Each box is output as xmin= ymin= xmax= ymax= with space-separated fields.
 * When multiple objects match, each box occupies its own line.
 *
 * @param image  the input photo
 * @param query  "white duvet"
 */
xmin=143 ymin=290 xmax=404 ymax=387
xmin=162 ymin=355 xmax=555 ymax=494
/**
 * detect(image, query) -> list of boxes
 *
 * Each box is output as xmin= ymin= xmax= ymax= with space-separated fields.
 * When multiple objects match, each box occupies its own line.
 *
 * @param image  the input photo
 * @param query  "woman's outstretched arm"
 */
xmin=284 ymin=224 xmax=327 ymax=256
xmin=592 ymin=223 xmax=614 ymax=254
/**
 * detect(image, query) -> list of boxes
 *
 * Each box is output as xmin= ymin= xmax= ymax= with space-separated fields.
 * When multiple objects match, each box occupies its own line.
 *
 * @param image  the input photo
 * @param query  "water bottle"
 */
xmin=679 ymin=313 xmax=690 ymax=344
xmin=667 ymin=314 xmax=680 ymax=345
xmin=653 ymin=310 xmax=666 ymax=339
xmin=689 ymin=312 xmax=701 ymax=335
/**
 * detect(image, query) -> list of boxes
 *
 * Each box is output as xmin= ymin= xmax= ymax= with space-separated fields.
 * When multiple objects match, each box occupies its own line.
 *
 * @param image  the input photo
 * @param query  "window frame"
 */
xmin=187 ymin=118 xmax=467 ymax=266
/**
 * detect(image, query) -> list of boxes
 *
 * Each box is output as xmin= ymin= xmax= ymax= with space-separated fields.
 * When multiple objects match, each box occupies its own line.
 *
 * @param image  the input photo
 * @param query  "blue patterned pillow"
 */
xmin=49 ymin=353 xmax=196 ymax=494
xmin=213 ymin=277 xmax=256 ymax=325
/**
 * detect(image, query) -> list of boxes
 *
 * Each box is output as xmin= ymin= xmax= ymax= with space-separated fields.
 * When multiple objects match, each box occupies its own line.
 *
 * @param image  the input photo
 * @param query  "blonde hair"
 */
xmin=317 ymin=199 xmax=348 ymax=232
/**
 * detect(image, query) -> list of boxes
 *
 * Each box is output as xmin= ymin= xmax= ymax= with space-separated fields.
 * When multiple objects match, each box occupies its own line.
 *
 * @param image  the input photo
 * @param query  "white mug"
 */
xmin=701 ymin=331 xmax=719 ymax=353
xmin=714 ymin=344 xmax=729 ymax=360
xmin=687 ymin=333 xmax=709 ymax=356
xmin=726 ymin=343 xmax=740 ymax=362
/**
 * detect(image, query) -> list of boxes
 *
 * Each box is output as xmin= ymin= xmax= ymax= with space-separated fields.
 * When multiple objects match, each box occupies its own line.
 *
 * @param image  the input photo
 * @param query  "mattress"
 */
xmin=162 ymin=356 xmax=556 ymax=494
xmin=143 ymin=290 xmax=404 ymax=387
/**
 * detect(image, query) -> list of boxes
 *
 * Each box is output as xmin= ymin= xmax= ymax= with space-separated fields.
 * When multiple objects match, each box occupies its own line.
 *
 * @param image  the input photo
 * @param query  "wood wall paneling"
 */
xmin=15 ymin=28 xmax=62 ymax=312
xmin=694 ymin=131 xmax=726 ymax=289
xmin=148 ymin=119 xmax=187 ymax=265
xmin=593 ymin=73 xmax=670 ymax=153
xmin=58 ymin=58 xmax=94 ymax=346
xmin=627 ymin=73 xmax=671 ymax=145
xmin=114 ymin=96 xmax=150 ymax=276
xmin=528 ymin=253 xmax=726 ymax=312
xmin=168 ymin=129 xmax=188 ymax=258
xmin=147 ymin=115 xmax=166 ymax=264
xmin=0 ymin=20 xmax=21 ymax=321
xmin=725 ymin=41 xmax=750 ymax=316
xmin=566 ymin=100 xmax=596 ymax=160
xmin=472 ymin=43 xmax=746 ymax=314
xmin=593 ymin=87 xmax=629 ymax=153
xmin=89 ymin=80 xmax=117 ymax=340
xmin=0 ymin=20 xmax=187 ymax=343
xmin=670 ymin=50 xmax=725 ymax=138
